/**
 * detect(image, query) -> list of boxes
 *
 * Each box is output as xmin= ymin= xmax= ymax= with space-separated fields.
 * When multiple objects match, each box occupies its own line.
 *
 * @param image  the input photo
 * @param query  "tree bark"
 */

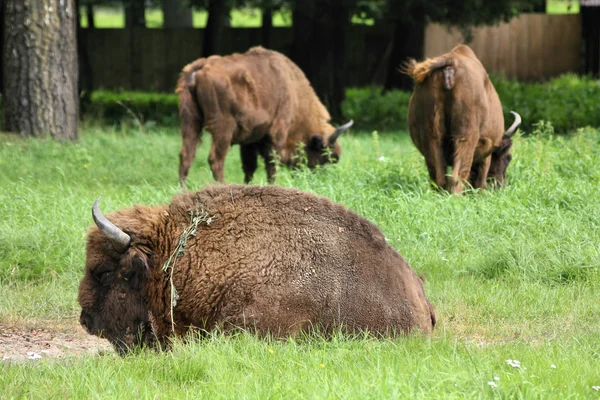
xmin=125 ymin=0 xmax=145 ymax=28
xmin=163 ymin=0 xmax=193 ymax=28
xmin=3 ymin=0 xmax=78 ymax=139
xmin=384 ymin=19 xmax=425 ymax=91
xmin=291 ymin=0 xmax=351 ymax=121
xmin=86 ymin=3 xmax=94 ymax=28
xmin=76 ymin=0 xmax=93 ymax=117
xmin=203 ymin=0 xmax=229 ymax=57
xmin=581 ymin=6 xmax=600 ymax=77
xmin=261 ymin=5 xmax=272 ymax=48
xmin=124 ymin=0 xmax=145 ymax=90
xmin=0 ymin=0 xmax=5 ymax=94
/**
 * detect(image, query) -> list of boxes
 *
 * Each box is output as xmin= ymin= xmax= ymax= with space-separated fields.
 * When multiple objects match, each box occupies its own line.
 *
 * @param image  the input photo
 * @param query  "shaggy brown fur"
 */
xmin=401 ymin=45 xmax=520 ymax=193
xmin=78 ymin=185 xmax=436 ymax=354
xmin=175 ymin=47 xmax=350 ymax=185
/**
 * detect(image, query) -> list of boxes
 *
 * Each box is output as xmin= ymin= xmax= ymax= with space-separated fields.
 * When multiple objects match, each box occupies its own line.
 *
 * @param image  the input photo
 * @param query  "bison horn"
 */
xmin=503 ymin=111 xmax=522 ymax=139
xmin=328 ymin=119 xmax=354 ymax=146
xmin=92 ymin=197 xmax=131 ymax=252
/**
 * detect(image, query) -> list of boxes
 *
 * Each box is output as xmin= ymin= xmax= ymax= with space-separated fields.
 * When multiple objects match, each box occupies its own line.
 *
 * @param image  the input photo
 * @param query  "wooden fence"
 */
xmin=81 ymin=13 xmax=582 ymax=91
xmin=424 ymin=14 xmax=581 ymax=81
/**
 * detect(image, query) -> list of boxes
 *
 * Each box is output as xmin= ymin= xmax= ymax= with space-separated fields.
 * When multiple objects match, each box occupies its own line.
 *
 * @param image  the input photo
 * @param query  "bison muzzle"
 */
xmin=78 ymin=185 xmax=436 ymax=354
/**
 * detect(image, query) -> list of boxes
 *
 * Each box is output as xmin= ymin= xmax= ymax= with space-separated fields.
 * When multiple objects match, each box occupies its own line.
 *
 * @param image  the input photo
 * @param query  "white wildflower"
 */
xmin=26 ymin=351 xmax=42 ymax=360
xmin=378 ymin=156 xmax=386 ymax=162
xmin=494 ymin=376 xmax=500 ymax=381
xmin=487 ymin=381 xmax=497 ymax=388
xmin=592 ymin=386 xmax=600 ymax=391
xmin=550 ymin=364 xmax=557 ymax=369
xmin=506 ymin=359 xmax=521 ymax=368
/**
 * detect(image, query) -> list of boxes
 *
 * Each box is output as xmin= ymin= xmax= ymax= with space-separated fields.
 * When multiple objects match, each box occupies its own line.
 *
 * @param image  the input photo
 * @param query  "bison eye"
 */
xmin=98 ymin=271 xmax=114 ymax=286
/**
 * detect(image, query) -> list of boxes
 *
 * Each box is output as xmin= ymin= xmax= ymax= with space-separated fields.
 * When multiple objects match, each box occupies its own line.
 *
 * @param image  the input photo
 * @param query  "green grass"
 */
xmin=546 ymin=0 xmax=580 ymax=14
xmin=546 ymin=0 xmax=579 ymax=14
xmin=80 ymin=6 xmax=293 ymax=28
xmin=1 ymin=124 xmax=600 ymax=397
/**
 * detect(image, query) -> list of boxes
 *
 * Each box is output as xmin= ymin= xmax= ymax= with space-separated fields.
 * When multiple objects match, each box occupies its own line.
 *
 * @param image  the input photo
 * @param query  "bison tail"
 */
xmin=400 ymin=57 xmax=456 ymax=89
xmin=175 ymin=60 xmax=205 ymax=185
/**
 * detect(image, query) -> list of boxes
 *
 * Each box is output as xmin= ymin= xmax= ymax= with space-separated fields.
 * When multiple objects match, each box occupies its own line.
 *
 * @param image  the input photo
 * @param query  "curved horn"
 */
xmin=328 ymin=119 xmax=354 ymax=146
xmin=503 ymin=111 xmax=521 ymax=139
xmin=92 ymin=197 xmax=131 ymax=252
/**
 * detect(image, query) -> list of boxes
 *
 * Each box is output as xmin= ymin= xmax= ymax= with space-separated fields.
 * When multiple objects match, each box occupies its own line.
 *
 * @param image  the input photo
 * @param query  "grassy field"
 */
xmin=80 ymin=6 xmax=375 ymax=28
xmin=1 ymin=124 xmax=600 ymax=398
xmin=80 ymin=6 xmax=293 ymax=28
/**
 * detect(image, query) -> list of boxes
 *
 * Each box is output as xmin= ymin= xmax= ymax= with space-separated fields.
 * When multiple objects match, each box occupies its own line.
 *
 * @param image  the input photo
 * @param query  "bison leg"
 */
xmin=179 ymin=117 xmax=203 ymax=187
xmin=423 ymin=140 xmax=448 ymax=191
xmin=207 ymin=123 xmax=235 ymax=183
xmin=258 ymin=140 xmax=277 ymax=184
xmin=240 ymin=144 xmax=258 ymax=184
xmin=469 ymin=157 xmax=491 ymax=190
xmin=449 ymin=136 xmax=478 ymax=194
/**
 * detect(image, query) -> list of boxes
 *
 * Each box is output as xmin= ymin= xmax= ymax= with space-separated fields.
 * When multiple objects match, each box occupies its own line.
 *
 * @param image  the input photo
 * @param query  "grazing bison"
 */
xmin=401 ymin=45 xmax=521 ymax=194
xmin=78 ymin=185 xmax=436 ymax=354
xmin=176 ymin=46 xmax=353 ymax=185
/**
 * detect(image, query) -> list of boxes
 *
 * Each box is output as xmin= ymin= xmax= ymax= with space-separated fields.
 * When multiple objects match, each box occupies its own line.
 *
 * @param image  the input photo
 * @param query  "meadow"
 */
xmin=1 ymin=123 xmax=600 ymax=398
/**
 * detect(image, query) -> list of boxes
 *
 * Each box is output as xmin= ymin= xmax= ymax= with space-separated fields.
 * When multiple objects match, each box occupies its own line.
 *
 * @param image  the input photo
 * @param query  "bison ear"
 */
xmin=124 ymin=250 xmax=151 ymax=291
xmin=308 ymin=135 xmax=325 ymax=150
xmin=494 ymin=139 xmax=513 ymax=156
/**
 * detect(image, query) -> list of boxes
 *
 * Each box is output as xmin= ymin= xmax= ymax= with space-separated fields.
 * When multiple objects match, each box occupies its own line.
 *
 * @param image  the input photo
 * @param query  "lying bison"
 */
xmin=78 ymin=185 xmax=436 ymax=354
xmin=402 ymin=45 xmax=521 ymax=194
xmin=176 ymin=46 xmax=353 ymax=185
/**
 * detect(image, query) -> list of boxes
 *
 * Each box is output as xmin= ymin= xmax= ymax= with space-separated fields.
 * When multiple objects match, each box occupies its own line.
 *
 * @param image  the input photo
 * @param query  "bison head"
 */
xmin=305 ymin=120 xmax=353 ymax=168
xmin=78 ymin=198 xmax=160 ymax=355
xmin=488 ymin=111 xmax=521 ymax=187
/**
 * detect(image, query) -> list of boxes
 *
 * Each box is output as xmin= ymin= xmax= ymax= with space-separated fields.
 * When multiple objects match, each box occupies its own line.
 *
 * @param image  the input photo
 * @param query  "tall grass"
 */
xmin=1 ymin=125 xmax=599 ymax=397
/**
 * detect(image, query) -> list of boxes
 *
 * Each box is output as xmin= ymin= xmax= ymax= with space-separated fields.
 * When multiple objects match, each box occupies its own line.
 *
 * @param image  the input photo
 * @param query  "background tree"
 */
xmin=3 ymin=0 xmax=79 ymax=139
xmin=124 ymin=0 xmax=145 ymax=27
xmin=163 ymin=0 xmax=193 ymax=28
xmin=203 ymin=0 xmax=230 ymax=56
xmin=291 ymin=0 xmax=354 ymax=121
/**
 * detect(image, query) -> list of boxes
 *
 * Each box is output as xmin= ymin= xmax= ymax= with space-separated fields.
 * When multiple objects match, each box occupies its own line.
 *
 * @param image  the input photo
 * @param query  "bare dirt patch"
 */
xmin=1 ymin=322 xmax=112 ymax=363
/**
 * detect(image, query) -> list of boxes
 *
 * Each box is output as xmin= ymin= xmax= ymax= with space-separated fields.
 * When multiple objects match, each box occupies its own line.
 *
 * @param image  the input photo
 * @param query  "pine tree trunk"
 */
xmin=261 ymin=6 xmax=272 ymax=48
xmin=384 ymin=19 xmax=425 ymax=91
xmin=0 ymin=0 xmax=5 ymax=95
xmin=163 ymin=0 xmax=193 ymax=28
xmin=3 ymin=0 xmax=78 ymax=139
xmin=291 ymin=0 xmax=350 ymax=121
xmin=125 ymin=0 xmax=145 ymax=28
xmin=203 ymin=0 xmax=229 ymax=57
xmin=86 ymin=4 xmax=94 ymax=28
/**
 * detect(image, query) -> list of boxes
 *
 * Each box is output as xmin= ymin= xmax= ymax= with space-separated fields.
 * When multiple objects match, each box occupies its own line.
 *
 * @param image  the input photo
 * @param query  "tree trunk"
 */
xmin=203 ymin=0 xmax=229 ymax=57
xmin=291 ymin=0 xmax=350 ymax=121
xmin=163 ymin=0 xmax=193 ymax=28
xmin=125 ymin=0 xmax=145 ymax=90
xmin=384 ymin=19 xmax=425 ymax=91
xmin=261 ymin=5 xmax=272 ymax=48
xmin=76 ymin=0 xmax=93 ymax=117
xmin=3 ymin=0 xmax=78 ymax=139
xmin=581 ymin=6 xmax=600 ymax=77
xmin=86 ymin=4 xmax=94 ymax=28
xmin=0 ymin=0 xmax=5 ymax=94
xmin=125 ymin=0 xmax=145 ymax=28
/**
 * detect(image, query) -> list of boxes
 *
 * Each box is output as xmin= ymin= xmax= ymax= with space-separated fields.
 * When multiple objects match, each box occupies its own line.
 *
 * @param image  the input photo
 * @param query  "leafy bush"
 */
xmin=492 ymin=73 xmax=600 ymax=133
xmin=76 ymin=74 xmax=600 ymax=133
xmin=342 ymin=87 xmax=411 ymax=131
xmin=88 ymin=90 xmax=180 ymax=127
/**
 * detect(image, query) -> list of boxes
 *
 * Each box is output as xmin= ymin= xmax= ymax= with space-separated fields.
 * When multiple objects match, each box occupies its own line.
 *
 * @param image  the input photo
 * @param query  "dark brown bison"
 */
xmin=176 ymin=46 xmax=353 ymax=185
xmin=402 ymin=45 xmax=521 ymax=194
xmin=78 ymin=185 xmax=436 ymax=354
